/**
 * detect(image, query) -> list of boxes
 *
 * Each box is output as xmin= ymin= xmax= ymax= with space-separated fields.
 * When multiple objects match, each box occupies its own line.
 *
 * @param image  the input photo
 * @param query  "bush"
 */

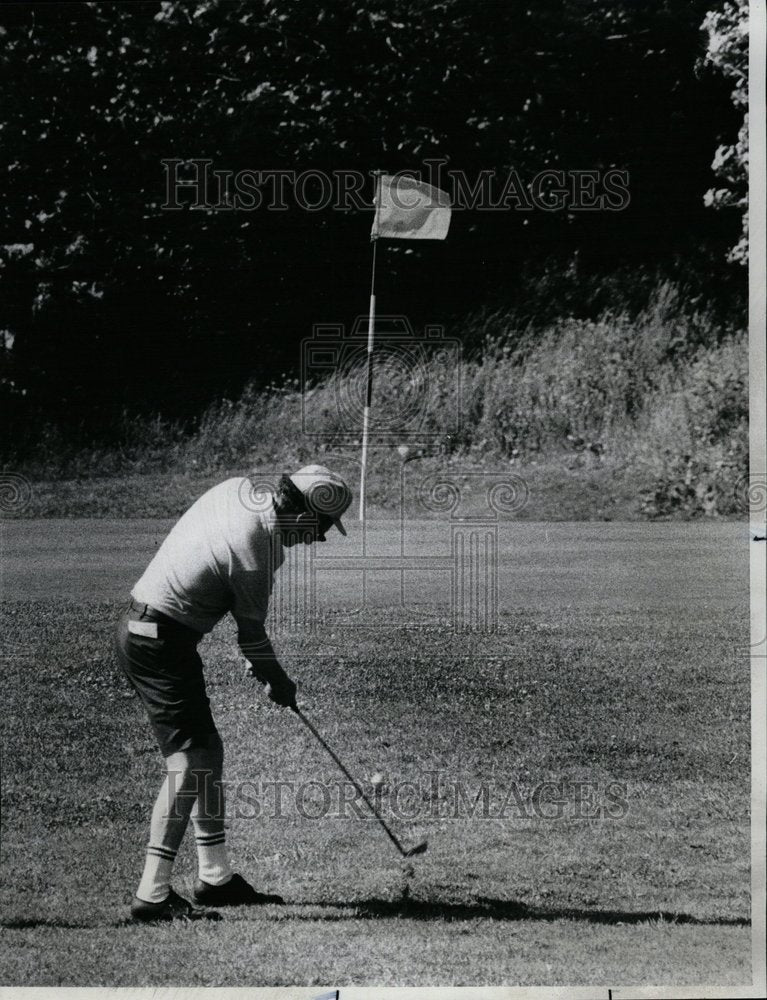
xmin=9 ymin=280 xmax=748 ymax=520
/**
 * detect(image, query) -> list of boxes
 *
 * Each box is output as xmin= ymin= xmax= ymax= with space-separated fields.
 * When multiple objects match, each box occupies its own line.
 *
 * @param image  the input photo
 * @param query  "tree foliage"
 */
xmin=0 ymin=1 xmax=744 ymax=444
xmin=700 ymin=0 xmax=748 ymax=264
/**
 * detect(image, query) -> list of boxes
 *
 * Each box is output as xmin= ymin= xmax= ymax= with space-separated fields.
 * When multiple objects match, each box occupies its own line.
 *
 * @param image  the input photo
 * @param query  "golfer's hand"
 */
xmin=265 ymin=671 xmax=297 ymax=709
xmin=243 ymin=657 xmax=297 ymax=708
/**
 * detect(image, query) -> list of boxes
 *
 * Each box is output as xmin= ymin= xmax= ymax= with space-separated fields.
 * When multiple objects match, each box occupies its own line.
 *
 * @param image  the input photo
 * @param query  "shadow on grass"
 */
xmin=0 ymin=917 xmax=125 ymax=930
xmin=0 ymin=914 xmax=223 ymax=930
xmin=0 ymin=897 xmax=749 ymax=930
xmin=282 ymin=897 xmax=750 ymax=927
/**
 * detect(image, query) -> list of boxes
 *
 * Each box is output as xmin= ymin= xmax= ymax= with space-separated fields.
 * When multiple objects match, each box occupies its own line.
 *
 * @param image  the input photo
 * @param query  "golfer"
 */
xmin=116 ymin=465 xmax=352 ymax=922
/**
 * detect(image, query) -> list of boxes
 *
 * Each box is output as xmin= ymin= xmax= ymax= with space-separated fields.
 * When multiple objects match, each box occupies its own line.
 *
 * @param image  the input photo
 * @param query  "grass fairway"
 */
xmin=0 ymin=520 xmax=751 ymax=987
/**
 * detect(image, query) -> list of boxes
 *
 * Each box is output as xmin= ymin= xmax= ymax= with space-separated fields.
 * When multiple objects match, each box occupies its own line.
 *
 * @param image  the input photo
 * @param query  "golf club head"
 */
xmin=403 ymin=840 xmax=428 ymax=857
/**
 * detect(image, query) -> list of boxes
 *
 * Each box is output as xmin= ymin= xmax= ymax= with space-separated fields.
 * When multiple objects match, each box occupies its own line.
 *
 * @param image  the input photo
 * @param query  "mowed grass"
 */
xmin=0 ymin=530 xmax=751 ymax=987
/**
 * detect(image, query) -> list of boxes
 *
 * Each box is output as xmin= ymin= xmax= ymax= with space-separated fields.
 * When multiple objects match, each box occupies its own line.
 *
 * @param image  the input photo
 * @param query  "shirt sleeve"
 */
xmin=225 ymin=498 xmax=281 ymax=667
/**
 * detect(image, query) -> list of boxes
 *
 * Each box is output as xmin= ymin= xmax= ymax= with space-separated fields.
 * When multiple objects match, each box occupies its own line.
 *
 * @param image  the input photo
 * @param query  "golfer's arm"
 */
xmin=237 ymin=619 xmax=283 ymax=680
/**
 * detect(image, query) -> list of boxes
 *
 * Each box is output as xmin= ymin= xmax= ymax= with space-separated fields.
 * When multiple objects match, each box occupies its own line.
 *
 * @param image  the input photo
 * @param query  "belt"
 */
xmin=128 ymin=598 xmax=203 ymax=641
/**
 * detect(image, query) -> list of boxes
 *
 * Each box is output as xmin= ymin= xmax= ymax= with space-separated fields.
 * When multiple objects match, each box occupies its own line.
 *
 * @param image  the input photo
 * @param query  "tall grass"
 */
xmin=12 ymin=281 xmax=748 ymax=518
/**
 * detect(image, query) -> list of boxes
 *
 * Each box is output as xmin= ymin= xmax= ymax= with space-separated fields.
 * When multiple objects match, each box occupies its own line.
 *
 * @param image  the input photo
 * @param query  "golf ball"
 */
xmin=397 ymin=445 xmax=411 ymax=460
xmin=371 ymin=772 xmax=385 ymax=786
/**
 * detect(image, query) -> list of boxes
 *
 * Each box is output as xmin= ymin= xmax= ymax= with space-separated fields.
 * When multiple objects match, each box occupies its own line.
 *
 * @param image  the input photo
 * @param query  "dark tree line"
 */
xmin=0 ymin=1 xmax=744 ymax=447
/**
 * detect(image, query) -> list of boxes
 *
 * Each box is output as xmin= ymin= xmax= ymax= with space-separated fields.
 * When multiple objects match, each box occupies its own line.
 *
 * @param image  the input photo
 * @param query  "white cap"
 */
xmin=289 ymin=464 xmax=352 ymax=536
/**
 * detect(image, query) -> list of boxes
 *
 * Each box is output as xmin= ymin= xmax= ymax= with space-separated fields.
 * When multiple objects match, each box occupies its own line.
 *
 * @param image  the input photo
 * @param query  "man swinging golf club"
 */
xmin=116 ymin=464 xmax=352 ymax=922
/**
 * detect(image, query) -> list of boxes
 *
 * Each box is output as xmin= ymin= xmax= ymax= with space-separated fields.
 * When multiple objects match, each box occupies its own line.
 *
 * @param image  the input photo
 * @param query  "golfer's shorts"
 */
xmin=115 ymin=599 xmax=217 ymax=757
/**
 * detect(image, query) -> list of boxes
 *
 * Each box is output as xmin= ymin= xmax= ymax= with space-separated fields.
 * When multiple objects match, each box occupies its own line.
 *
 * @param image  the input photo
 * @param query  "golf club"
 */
xmin=291 ymin=705 xmax=428 ymax=859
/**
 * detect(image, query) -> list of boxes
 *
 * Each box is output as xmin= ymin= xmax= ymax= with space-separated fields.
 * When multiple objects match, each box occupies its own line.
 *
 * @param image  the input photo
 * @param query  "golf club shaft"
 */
xmin=292 ymin=706 xmax=408 ymax=856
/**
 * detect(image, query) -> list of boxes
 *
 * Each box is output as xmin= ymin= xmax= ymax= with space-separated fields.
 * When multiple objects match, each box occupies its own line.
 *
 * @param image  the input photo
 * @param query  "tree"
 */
xmin=701 ymin=0 xmax=748 ymax=264
xmin=0 ymin=1 xmax=744 ymax=445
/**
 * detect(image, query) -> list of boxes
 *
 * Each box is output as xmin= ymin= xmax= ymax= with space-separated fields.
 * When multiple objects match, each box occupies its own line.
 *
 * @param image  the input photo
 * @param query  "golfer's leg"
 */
xmin=136 ymin=745 xmax=218 ymax=903
xmin=190 ymin=732 xmax=234 ymax=886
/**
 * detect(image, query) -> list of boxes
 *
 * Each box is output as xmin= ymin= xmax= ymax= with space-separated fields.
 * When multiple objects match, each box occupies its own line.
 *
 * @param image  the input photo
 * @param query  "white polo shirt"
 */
xmin=132 ymin=477 xmax=284 ymax=635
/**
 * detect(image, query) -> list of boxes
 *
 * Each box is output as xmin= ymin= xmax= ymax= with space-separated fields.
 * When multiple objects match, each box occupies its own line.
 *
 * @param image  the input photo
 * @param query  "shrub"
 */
xmin=9 ymin=280 xmax=748 ymax=520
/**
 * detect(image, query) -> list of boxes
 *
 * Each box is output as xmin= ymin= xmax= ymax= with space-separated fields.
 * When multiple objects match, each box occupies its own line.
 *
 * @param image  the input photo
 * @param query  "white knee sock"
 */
xmin=136 ymin=844 xmax=177 ymax=903
xmin=194 ymin=829 xmax=233 ymax=886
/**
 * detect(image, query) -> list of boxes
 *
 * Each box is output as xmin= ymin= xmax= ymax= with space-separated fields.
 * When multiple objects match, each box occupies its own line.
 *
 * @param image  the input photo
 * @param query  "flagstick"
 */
xmin=359 ymin=172 xmax=383 ymax=522
xmin=359 ymin=235 xmax=377 ymax=522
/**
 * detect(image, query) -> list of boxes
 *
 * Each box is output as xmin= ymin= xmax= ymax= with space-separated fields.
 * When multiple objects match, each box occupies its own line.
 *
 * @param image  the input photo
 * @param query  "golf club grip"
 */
xmin=292 ymin=707 xmax=405 ymax=854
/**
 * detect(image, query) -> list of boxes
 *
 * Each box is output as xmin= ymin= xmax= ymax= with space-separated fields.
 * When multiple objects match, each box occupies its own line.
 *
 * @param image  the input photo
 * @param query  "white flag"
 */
xmin=371 ymin=174 xmax=452 ymax=240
